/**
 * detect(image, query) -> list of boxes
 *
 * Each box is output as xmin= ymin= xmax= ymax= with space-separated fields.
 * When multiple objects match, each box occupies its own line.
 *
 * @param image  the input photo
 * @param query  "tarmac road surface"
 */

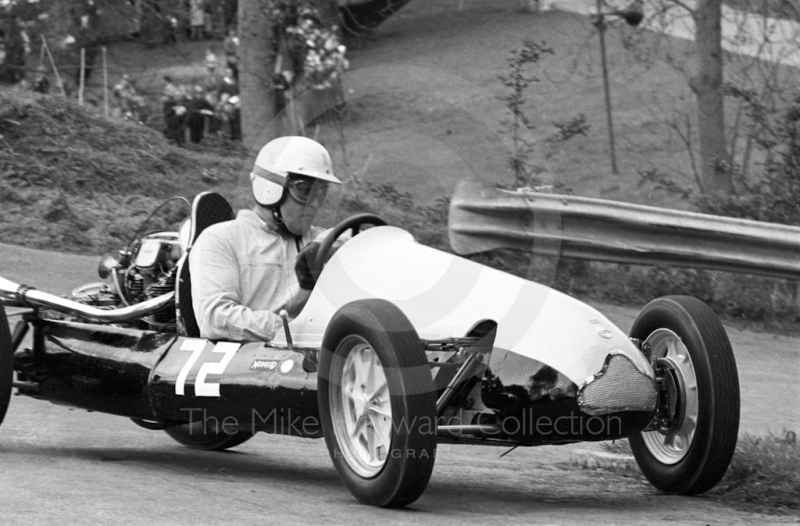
xmin=0 ymin=243 xmax=798 ymax=525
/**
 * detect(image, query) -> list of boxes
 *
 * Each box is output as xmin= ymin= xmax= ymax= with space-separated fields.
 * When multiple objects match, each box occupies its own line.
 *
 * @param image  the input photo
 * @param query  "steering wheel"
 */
xmin=311 ymin=213 xmax=388 ymax=271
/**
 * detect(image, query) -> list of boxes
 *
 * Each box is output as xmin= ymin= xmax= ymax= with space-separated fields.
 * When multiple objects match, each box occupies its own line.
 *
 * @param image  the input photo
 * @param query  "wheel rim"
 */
xmin=330 ymin=336 xmax=393 ymax=478
xmin=641 ymin=328 xmax=699 ymax=464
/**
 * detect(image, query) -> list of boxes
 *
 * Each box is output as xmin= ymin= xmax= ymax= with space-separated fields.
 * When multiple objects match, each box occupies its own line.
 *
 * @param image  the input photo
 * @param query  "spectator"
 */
xmin=205 ymin=48 xmax=218 ymax=77
xmin=213 ymin=1 xmax=227 ymax=39
xmin=223 ymin=28 xmax=239 ymax=80
xmin=204 ymin=89 xmax=222 ymax=135
xmin=163 ymin=75 xmax=183 ymax=102
xmin=227 ymin=94 xmax=241 ymax=141
xmin=0 ymin=15 xmax=27 ymax=84
xmin=216 ymin=92 xmax=241 ymax=141
xmin=190 ymin=0 xmax=205 ymax=40
xmin=162 ymin=15 xmax=178 ymax=45
xmin=204 ymin=0 xmax=215 ymax=38
xmin=33 ymin=65 xmax=50 ymax=94
xmin=217 ymin=65 xmax=238 ymax=99
xmin=187 ymin=84 xmax=213 ymax=143
xmin=162 ymin=75 xmax=187 ymax=144
xmin=72 ymin=0 xmax=100 ymax=86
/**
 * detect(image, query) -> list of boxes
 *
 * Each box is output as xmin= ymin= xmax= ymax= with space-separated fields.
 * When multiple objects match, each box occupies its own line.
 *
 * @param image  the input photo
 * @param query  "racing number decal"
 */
xmin=175 ymin=339 xmax=241 ymax=397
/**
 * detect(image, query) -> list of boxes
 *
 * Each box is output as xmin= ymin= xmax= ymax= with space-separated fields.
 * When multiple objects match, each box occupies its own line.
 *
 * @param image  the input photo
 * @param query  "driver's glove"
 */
xmin=295 ymin=241 xmax=322 ymax=290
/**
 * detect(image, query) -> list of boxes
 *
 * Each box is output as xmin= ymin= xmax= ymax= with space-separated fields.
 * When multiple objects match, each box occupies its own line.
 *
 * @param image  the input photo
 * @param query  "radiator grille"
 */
xmin=578 ymin=353 xmax=657 ymax=416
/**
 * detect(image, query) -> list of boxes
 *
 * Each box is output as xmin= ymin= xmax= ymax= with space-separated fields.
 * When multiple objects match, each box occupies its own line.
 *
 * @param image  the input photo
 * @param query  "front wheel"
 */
xmin=319 ymin=299 xmax=437 ymax=508
xmin=629 ymin=296 xmax=739 ymax=495
xmin=164 ymin=422 xmax=254 ymax=451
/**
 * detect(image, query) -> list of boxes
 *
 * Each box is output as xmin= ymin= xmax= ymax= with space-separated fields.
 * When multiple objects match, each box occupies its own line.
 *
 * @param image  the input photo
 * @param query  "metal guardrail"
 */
xmin=448 ymin=182 xmax=800 ymax=281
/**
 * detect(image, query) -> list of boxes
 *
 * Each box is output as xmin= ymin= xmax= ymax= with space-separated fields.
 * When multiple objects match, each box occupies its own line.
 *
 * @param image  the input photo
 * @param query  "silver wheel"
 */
xmin=319 ymin=299 xmax=437 ymax=507
xmin=641 ymin=328 xmax=699 ymax=464
xmin=330 ymin=336 xmax=393 ymax=478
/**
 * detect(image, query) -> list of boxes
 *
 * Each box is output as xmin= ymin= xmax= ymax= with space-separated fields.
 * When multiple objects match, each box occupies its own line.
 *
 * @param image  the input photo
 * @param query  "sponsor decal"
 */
xmin=280 ymin=359 xmax=295 ymax=374
xmin=251 ymin=360 xmax=279 ymax=371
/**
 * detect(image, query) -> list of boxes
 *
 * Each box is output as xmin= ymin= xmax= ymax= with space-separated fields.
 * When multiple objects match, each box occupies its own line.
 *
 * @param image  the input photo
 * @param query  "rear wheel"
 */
xmin=319 ymin=299 xmax=437 ymax=508
xmin=164 ymin=422 xmax=254 ymax=451
xmin=0 ymin=302 xmax=13 ymax=426
xmin=629 ymin=296 xmax=739 ymax=495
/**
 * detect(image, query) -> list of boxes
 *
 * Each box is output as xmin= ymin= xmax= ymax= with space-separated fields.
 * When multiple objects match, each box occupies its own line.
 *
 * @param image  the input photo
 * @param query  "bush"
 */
xmin=696 ymin=93 xmax=800 ymax=226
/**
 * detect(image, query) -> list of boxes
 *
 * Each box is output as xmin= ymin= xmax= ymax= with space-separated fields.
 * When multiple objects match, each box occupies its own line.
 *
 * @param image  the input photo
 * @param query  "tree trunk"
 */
xmin=237 ymin=0 xmax=278 ymax=148
xmin=690 ymin=0 xmax=733 ymax=194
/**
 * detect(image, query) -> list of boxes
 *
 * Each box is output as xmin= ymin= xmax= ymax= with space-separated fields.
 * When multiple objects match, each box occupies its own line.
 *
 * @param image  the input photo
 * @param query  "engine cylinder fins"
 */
xmin=578 ymin=352 xmax=658 ymax=416
xmin=148 ymin=281 xmax=176 ymax=324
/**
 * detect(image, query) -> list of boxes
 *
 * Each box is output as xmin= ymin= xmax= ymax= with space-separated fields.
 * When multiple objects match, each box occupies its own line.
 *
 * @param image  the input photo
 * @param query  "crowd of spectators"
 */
xmin=188 ymin=0 xmax=233 ymax=41
xmin=12 ymin=1 xmax=243 ymax=147
xmin=161 ymin=50 xmax=241 ymax=145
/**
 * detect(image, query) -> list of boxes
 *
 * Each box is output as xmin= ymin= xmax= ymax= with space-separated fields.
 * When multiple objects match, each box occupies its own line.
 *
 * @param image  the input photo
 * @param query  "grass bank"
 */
xmin=0 ymin=87 xmax=246 ymax=254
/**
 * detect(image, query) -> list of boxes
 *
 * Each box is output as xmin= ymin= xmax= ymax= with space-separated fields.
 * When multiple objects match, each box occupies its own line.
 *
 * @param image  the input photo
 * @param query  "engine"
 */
xmin=125 ymin=232 xmax=183 ymax=328
xmin=70 ymin=231 xmax=183 ymax=330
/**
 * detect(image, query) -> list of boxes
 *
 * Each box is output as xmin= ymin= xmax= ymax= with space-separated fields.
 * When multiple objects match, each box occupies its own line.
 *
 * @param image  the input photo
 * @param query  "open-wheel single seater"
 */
xmin=0 ymin=192 xmax=740 ymax=508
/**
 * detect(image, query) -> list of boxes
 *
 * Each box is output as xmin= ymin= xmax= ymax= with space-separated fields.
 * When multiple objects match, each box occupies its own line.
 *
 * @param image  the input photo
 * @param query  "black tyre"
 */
xmin=0 ymin=302 xmax=12 ymax=426
xmin=629 ymin=296 xmax=740 ymax=495
xmin=165 ymin=422 xmax=254 ymax=451
xmin=319 ymin=299 xmax=437 ymax=508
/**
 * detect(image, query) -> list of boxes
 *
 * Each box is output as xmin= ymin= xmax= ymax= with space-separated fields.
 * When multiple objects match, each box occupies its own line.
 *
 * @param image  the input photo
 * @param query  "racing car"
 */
xmin=0 ymin=191 xmax=740 ymax=508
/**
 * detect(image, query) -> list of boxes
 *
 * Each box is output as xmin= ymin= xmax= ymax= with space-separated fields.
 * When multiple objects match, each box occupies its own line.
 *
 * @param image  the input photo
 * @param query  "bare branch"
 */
xmin=663 ymin=0 xmax=696 ymax=15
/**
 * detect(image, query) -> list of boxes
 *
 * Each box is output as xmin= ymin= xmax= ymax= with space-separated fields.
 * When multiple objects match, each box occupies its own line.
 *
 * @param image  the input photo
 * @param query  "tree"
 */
xmin=689 ymin=0 xmax=732 ymax=193
xmin=237 ymin=0 xmax=277 ymax=148
xmin=617 ymin=0 xmax=800 ymax=195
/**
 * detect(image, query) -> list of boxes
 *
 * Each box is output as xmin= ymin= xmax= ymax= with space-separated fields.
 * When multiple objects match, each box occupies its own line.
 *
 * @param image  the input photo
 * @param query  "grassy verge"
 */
xmin=575 ymin=432 xmax=800 ymax=515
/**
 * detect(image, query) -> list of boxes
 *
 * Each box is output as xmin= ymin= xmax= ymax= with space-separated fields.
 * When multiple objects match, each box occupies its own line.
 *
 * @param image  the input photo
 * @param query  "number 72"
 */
xmin=175 ymin=339 xmax=241 ymax=397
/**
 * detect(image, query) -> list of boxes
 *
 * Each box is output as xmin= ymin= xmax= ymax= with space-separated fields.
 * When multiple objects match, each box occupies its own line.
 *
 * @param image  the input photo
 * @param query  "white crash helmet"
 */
xmin=250 ymin=136 xmax=341 ymax=206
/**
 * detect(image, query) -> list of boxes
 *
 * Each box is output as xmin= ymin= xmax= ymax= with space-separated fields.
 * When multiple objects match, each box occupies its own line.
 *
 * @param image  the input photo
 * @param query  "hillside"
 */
xmin=0 ymin=88 xmax=246 ymax=253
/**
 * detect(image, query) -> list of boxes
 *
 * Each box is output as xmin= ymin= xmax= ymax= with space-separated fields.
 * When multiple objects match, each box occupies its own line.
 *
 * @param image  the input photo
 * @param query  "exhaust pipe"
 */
xmin=0 ymin=276 xmax=174 ymax=323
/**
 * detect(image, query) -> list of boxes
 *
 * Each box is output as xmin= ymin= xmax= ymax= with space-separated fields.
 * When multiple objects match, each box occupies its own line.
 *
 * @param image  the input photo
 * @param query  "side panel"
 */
xmin=149 ymin=338 xmax=321 ymax=437
xmin=26 ymin=320 xmax=173 ymax=420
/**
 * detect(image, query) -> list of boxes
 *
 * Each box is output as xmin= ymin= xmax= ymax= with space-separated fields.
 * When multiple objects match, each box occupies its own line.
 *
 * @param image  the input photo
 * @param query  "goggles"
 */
xmin=286 ymin=175 xmax=329 ymax=205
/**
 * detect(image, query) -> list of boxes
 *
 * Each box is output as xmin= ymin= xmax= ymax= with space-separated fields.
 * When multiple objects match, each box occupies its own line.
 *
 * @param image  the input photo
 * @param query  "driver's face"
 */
xmin=279 ymin=177 xmax=328 ymax=236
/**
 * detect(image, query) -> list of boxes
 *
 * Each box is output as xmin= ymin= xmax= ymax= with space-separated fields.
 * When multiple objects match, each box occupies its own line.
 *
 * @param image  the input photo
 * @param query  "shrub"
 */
xmin=696 ymin=93 xmax=800 ymax=226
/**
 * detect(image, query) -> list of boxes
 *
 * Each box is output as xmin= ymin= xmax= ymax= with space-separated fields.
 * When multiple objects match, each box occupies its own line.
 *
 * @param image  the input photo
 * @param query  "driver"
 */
xmin=189 ymin=136 xmax=342 ymax=341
